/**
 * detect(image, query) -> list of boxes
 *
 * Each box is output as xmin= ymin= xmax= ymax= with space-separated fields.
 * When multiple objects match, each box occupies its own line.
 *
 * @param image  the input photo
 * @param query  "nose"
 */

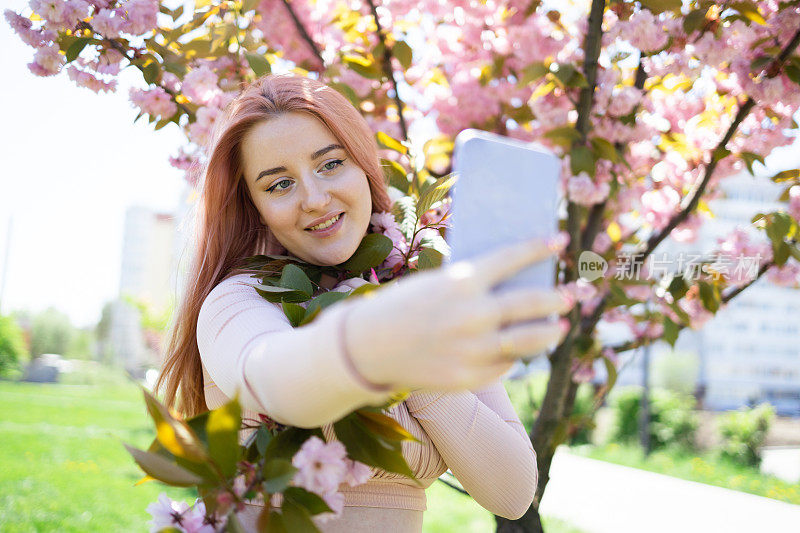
xmin=299 ymin=175 xmax=332 ymax=213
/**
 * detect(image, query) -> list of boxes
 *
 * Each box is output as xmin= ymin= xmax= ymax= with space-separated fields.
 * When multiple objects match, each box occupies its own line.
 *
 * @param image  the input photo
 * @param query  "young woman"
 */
xmin=157 ymin=73 xmax=568 ymax=532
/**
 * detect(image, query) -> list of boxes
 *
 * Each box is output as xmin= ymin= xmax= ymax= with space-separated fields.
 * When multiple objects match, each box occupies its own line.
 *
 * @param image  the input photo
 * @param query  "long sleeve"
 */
xmin=196 ymin=274 xmax=394 ymax=428
xmin=403 ymin=380 xmax=537 ymax=519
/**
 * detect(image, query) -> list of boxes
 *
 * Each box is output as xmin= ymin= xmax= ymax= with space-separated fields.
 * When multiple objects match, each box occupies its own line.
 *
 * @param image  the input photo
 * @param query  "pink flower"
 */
xmin=571 ymin=359 xmax=596 ymax=383
xmin=370 ymin=211 xmax=409 ymax=270
xmin=67 ymin=66 xmax=117 ymax=93
xmin=342 ymin=458 xmax=372 ymax=487
xmin=121 ymin=0 xmax=158 ymax=34
xmin=567 ymin=172 xmax=610 ymax=206
xmin=92 ymin=8 xmax=125 ymax=38
xmin=182 ymin=66 xmax=221 ymax=104
xmin=146 ymin=493 xmax=190 ymax=533
xmin=788 ymin=185 xmax=800 ymax=222
xmin=130 ymin=86 xmax=177 ymax=118
xmin=5 ymin=10 xmax=56 ymax=47
xmin=315 ymin=490 xmax=345 ymax=523
xmin=291 ymin=436 xmax=348 ymax=495
xmin=607 ymin=86 xmax=642 ymax=116
xmin=28 ymin=43 xmax=64 ymax=76
xmin=767 ymin=262 xmax=800 ymax=288
xmin=641 ymin=187 xmax=680 ymax=230
xmin=559 ymin=279 xmax=598 ymax=307
xmin=188 ymin=106 xmax=222 ymax=147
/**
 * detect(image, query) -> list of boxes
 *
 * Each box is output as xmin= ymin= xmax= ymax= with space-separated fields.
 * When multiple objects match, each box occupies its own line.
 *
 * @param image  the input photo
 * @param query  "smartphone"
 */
xmin=447 ymin=129 xmax=560 ymax=293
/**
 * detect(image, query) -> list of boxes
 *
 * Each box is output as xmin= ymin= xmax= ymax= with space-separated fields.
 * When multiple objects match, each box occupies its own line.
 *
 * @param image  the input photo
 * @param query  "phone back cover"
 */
xmin=448 ymin=129 xmax=560 ymax=292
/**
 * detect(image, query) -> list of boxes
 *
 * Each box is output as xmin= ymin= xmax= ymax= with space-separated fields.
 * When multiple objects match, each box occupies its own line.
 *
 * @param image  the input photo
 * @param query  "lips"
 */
xmin=305 ymin=212 xmax=344 ymax=231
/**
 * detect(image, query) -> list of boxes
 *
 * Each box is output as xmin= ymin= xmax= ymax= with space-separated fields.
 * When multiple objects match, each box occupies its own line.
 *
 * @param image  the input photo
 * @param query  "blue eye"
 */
xmin=267 ymin=179 xmax=292 ymax=193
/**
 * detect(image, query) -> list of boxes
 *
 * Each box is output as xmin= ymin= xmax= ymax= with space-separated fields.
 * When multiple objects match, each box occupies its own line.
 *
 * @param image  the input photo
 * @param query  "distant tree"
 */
xmin=29 ymin=307 xmax=74 ymax=357
xmin=0 ymin=314 xmax=29 ymax=377
xmin=95 ymin=301 xmax=115 ymax=363
xmin=64 ymin=327 xmax=95 ymax=360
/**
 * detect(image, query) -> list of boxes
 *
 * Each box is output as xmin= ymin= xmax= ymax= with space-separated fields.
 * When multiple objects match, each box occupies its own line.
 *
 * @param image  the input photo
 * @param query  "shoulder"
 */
xmin=198 ymin=273 xmax=282 ymax=322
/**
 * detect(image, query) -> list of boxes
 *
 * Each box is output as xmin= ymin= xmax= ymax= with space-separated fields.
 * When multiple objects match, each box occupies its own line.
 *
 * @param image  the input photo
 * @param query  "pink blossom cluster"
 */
xmin=291 ymin=436 xmax=371 ymax=521
xmin=146 ymin=494 xmax=219 ymax=533
xmin=130 ymin=86 xmax=177 ymax=118
xmin=567 ymin=172 xmax=610 ymax=206
xmin=605 ymin=9 xmax=669 ymax=53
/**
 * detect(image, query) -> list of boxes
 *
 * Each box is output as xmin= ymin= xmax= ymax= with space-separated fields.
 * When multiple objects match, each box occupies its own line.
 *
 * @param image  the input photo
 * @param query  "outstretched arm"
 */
xmin=404 ymin=380 xmax=537 ymax=520
xmin=197 ymin=274 xmax=394 ymax=428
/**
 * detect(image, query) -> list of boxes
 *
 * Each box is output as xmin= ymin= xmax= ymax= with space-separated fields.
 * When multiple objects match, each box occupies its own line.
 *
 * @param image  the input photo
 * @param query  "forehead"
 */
xmin=241 ymin=112 xmax=340 ymax=180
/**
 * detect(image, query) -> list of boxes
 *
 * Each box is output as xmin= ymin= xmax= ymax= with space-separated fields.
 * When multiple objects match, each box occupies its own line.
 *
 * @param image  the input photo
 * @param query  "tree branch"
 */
xmin=365 ymin=0 xmax=410 ymax=144
xmin=437 ymin=476 xmax=469 ymax=496
xmin=279 ymin=0 xmax=325 ymax=70
xmin=604 ymin=260 xmax=774 ymax=354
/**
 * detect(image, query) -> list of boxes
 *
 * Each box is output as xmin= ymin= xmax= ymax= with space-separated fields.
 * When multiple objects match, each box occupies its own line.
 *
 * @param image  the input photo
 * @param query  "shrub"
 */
xmin=717 ymin=403 xmax=775 ymax=468
xmin=652 ymin=350 xmax=699 ymax=396
xmin=0 ymin=314 xmax=29 ymax=378
xmin=609 ymin=386 xmax=699 ymax=450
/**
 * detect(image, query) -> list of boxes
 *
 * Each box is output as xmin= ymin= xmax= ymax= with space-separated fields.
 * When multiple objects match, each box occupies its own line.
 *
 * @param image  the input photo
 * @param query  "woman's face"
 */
xmin=241 ymin=111 xmax=373 ymax=266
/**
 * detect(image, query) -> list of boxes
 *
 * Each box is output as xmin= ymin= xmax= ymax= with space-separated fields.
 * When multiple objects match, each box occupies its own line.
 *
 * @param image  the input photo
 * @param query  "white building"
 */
xmin=109 ymin=198 xmax=189 ymax=373
xmin=614 ymin=173 xmax=800 ymax=415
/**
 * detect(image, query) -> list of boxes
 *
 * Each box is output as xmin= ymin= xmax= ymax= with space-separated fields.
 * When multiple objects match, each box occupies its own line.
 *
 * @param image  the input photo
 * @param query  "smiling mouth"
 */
xmin=305 ymin=212 xmax=344 ymax=231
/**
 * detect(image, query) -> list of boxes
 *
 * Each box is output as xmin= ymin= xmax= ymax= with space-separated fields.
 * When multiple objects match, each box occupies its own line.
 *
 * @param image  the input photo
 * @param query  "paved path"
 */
xmin=539 ymin=448 xmax=800 ymax=533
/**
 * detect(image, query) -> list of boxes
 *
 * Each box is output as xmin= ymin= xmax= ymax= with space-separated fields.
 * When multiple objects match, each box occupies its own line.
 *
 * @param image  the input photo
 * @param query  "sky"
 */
xmin=0 ymin=0 xmax=187 ymax=328
xmin=0 ymin=2 xmax=798 ymax=330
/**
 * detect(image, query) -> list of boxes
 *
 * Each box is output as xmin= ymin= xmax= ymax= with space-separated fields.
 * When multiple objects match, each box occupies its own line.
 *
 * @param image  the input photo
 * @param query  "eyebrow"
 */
xmin=255 ymin=143 xmax=345 ymax=182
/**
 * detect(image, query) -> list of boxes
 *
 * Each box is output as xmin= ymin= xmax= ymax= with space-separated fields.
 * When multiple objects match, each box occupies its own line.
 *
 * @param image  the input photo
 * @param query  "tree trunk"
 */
xmin=495 ymin=503 xmax=544 ymax=533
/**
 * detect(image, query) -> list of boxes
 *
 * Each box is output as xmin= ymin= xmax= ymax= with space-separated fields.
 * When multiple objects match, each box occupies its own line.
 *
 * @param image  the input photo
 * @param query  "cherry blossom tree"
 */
xmin=8 ymin=0 xmax=800 ymax=530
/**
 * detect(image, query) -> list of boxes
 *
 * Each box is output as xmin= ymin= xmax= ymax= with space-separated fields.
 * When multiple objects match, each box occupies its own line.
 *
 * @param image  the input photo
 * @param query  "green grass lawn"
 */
xmin=572 ymin=442 xmax=800 ymax=505
xmin=0 ymin=379 xmax=581 ymax=532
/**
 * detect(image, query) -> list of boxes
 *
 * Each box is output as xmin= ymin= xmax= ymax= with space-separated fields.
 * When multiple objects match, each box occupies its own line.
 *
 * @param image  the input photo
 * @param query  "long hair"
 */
xmin=157 ymin=73 xmax=392 ymax=417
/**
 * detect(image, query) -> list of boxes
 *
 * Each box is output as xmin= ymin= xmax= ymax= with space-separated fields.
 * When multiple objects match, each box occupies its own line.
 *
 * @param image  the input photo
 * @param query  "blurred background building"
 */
xmin=109 ymin=188 xmax=193 ymax=375
xmin=612 ymin=172 xmax=800 ymax=416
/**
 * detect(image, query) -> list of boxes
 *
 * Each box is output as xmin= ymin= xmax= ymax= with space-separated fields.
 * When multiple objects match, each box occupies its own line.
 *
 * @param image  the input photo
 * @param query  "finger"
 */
xmin=496 ymin=320 xmax=564 ymax=360
xmin=491 ymin=287 xmax=570 ymax=326
xmin=471 ymin=238 xmax=555 ymax=289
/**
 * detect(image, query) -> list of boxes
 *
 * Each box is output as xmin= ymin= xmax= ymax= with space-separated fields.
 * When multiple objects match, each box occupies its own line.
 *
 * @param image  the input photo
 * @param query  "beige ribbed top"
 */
xmin=197 ymin=273 xmax=538 ymax=531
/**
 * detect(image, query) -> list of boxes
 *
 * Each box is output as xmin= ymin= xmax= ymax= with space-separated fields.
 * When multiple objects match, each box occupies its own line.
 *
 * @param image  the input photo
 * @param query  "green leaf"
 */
xmin=124 ymin=444 xmax=203 ymax=486
xmin=356 ymin=410 xmax=421 ymax=443
xmin=253 ymin=284 xmax=308 ymax=303
xmin=682 ymin=9 xmax=707 ymax=35
xmin=283 ymin=486 xmax=333 ymax=515
xmin=552 ymin=63 xmax=588 ymax=88
xmin=731 ymin=1 xmax=767 ymax=24
xmin=66 ymin=37 xmax=91 ymax=62
xmin=281 ymin=301 xmax=306 ymax=327
xmin=206 ymin=398 xmax=241 ymax=478
xmin=519 ymin=62 xmax=549 ymax=85
xmin=343 ymin=54 xmax=382 ymax=79
xmin=339 ymin=233 xmax=393 ymax=274
xmin=663 ymin=316 xmax=680 ymax=347
xmin=417 ymin=247 xmax=444 ymax=270
xmin=602 ymin=355 xmax=618 ymax=391
xmin=376 ymin=131 xmax=408 ymax=155
xmin=639 ymin=0 xmax=682 ymax=14
xmin=281 ymin=498 xmax=321 ymax=532
xmin=769 ymin=169 xmax=800 ymax=183
xmin=333 ymin=416 xmax=419 ymax=483
xmin=142 ymin=388 xmax=208 ymax=462
xmin=570 ymin=145 xmax=595 ymax=177
xmin=264 ymin=427 xmax=320 ymax=461
xmin=543 ymin=125 xmax=581 ymax=147
xmin=304 ymin=290 xmax=349 ymax=317
xmin=712 ymin=147 xmax=731 ymax=163
xmin=393 ymin=41 xmax=413 ymax=69
xmin=242 ymin=0 xmax=259 ymax=12
xmin=392 ymin=195 xmax=418 ymax=241
xmin=417 ymin=173 xmax=457 ymax=217
xmin=298 ymin=305 xmax=322 ymax=326
xmin=698 ymin=282 xmax=720 ymax=313
xmin=381 ymin=158 xmax=410 ymax=193
xmin=784 ymin=63 xmax=800 ymax=85
xmin=262 ymin=458 xmax=297 ymax=493
xmin=740 ymin=151 xmax=765 ymax=175
xmin=279 ymin=264 xmax=314 ymax=298
xmin=590 ymin=137 xmax=620 ymax=163
xmin=142 ymin=61 xmax=160 ymax=85
xmin=256 ymin=426 xmax=273 ymax=456
xmin=773 ymin=241 xmax=790 ymax=265
xmin=245 ymin=52 xmax=271 ymax=77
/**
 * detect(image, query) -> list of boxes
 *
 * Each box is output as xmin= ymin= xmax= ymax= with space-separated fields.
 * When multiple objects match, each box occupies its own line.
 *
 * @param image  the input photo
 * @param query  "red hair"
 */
xmin=157 ymin=73 xmax=392 ymax=416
